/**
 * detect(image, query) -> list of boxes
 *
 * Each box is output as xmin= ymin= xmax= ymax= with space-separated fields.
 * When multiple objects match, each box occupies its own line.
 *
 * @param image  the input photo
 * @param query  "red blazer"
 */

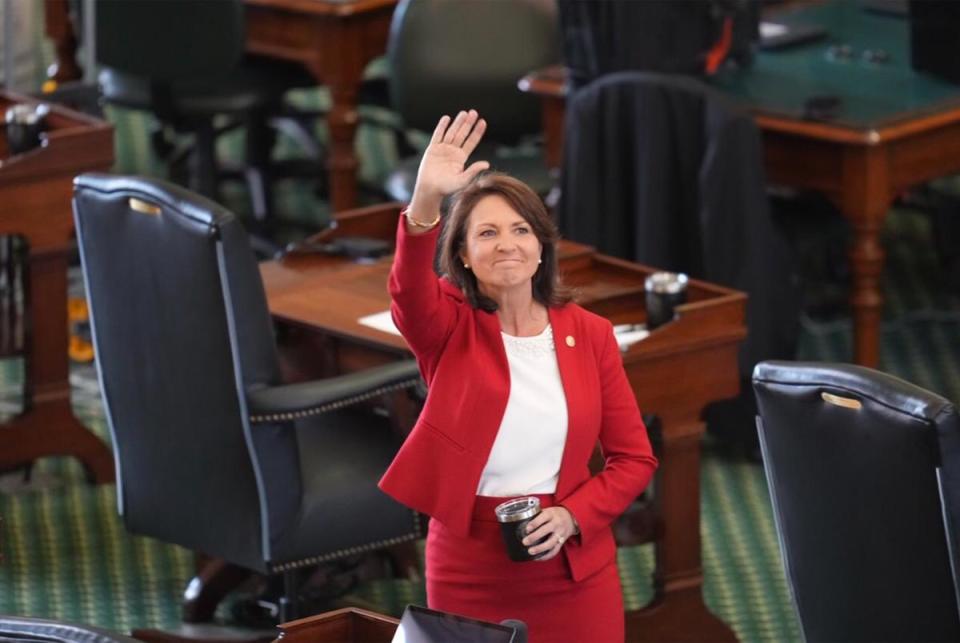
xmin=379 ymin=219 xmax=658 ymax=581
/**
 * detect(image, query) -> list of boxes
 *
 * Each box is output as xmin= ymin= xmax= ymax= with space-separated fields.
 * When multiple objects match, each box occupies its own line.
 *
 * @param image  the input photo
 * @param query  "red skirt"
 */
xmin=426 ymin=494 xmax=624 ymax=643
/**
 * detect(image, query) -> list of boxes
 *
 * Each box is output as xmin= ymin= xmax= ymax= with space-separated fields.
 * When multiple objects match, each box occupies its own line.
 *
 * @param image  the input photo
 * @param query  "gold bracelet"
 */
xmin=402 ymin=206 xmax=441 ymax=230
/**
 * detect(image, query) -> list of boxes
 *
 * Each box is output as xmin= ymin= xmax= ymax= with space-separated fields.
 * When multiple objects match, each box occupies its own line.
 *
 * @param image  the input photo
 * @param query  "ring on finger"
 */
xmin=557 ymin=536 xmax=565 ymax=546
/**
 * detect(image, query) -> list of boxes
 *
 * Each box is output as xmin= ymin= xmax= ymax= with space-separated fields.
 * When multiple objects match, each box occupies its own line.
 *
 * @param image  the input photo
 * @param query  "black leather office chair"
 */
xmin=753 ymin=361 xmax=960 ymax=643
xmin=380 ymin=0 xmax=559 ymax=203
xmin=72 ymin=174 xmax=421 ymax=623
xmin=95 ymin=0 xmax=319 ymax=247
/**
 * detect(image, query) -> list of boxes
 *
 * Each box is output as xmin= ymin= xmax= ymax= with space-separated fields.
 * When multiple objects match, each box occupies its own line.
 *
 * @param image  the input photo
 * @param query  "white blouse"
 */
xmin=476 ymin=324 xmax=569 ymax=496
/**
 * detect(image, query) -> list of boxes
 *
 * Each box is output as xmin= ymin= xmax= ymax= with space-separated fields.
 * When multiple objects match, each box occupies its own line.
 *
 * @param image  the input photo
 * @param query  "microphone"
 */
xmin=500 ymin=619 xmax=528 ymax=643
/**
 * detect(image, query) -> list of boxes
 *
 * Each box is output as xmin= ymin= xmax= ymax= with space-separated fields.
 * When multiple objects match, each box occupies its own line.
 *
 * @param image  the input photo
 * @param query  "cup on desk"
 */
xmin=4 ymin=103 xmax=50 ymax=155
xmin=644 ymin=271 xmax=688 ymax=330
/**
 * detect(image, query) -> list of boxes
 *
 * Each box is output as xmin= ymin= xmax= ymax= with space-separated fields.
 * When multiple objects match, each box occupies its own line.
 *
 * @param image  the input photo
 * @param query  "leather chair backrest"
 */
xmin=753 ymin=361 xmax=960 ymax=643
xmin=73 ymin=174 xmax=296 ymax=572
xmin=387 ymin=0 xmax=559 ymax=146
xmin=95 ymin=0 xmax=245 ymax=80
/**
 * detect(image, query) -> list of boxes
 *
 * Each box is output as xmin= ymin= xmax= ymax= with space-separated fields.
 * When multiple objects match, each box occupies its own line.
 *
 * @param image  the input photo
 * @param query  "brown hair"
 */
xmin=438 ymin=172 xmax=572 ymax=312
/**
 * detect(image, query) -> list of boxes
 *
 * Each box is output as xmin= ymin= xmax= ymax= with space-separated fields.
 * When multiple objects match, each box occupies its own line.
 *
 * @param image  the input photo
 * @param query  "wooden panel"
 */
xmin=0 ymin=92 xmax=115 ymax=483
xmin=277 ymin=607 xmax=398 ymax=643
xmin=761 ymin=131 xmax=845 ymax=197
xmin=888 ymin=125 xmax=960 ymax=192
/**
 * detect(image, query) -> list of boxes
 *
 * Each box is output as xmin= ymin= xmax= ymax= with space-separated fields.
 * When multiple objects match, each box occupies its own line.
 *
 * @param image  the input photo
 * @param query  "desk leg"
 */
xmin=325 ymin=81 xmax=361 ymax=213
xmin=625 ymin=421 xmax=735 ymax=643
xmin=843 ymin=146 xmax=889 ymax=368
xmin=0 ymin=249 xmax=114 ymax=483
xmin=43 ymin=0 xmax=83 ymax=83
xmin=540 ymin=96 xmax=565 ymax=174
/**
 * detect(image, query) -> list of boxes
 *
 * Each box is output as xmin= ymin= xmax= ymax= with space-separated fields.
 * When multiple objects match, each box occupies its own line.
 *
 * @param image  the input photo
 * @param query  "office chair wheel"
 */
xmin=230 ymin=558 xmax=369 ymax=627
xmin=230 ymin=596 xmax=283 ymax=629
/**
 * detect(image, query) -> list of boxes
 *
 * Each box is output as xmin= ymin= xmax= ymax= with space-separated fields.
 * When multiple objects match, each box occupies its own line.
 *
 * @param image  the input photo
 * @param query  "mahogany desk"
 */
xmin=44 ymin=0 xmax=398 ymax=213
xmin=0 ymin=93 xmax=114 ymax=482
xmin=261 ymin=204 xmax=746 ymax=642
xmin=519 ymin=2 xmax=960 ymax=369
xmin=244 ymin=0 xmax=397 ymax=212
xmin=276 ymin=607 xmax=398 ymax=643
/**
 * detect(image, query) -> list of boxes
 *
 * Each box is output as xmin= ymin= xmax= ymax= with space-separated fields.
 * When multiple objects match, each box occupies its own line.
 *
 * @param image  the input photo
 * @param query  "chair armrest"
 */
xmin=247 ymin=360 xmax=421 ymax=424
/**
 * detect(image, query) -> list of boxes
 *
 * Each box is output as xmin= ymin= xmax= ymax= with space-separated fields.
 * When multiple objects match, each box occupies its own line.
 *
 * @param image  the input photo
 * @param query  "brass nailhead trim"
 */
xmin=249 ymin=379 xmax=418 ymax=424
xmin=269 ymin=513 xmax=422 ymax=572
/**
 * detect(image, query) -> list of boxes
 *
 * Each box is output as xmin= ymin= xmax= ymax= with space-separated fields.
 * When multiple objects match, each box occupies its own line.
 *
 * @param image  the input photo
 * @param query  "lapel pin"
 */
xmin=565 ymin=335 xmax=576 ymax=348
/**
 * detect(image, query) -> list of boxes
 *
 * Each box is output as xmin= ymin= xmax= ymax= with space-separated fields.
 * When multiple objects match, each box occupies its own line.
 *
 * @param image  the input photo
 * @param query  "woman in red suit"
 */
xmin=379 ymin=110 xmax=658 ymax=642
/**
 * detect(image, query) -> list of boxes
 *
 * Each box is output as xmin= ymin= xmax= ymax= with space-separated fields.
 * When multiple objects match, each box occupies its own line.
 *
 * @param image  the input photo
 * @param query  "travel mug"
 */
xmin=644 ymin=271 xmax=688 ymax=329
xmin=495 ymin=497 xmax=549 ymax=562
xmin=4 ymin=103 xmax=50 ymax=155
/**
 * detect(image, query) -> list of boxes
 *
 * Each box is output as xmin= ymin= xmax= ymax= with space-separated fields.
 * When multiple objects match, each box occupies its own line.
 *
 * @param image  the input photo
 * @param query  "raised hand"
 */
xmin=408 ymin=110 xmax=489 ymax=221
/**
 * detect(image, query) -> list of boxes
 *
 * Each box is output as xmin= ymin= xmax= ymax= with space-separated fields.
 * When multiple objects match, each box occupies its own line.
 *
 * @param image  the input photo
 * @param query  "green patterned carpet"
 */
xmin=2 ymin=95 xmax=959 ymax=642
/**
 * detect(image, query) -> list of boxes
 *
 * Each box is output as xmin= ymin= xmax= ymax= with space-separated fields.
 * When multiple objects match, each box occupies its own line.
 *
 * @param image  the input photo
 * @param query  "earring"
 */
xmin=538 ymin=258 xmax=542 ymax=264
xmin=464 ymin=263 xmax=470 ymax=269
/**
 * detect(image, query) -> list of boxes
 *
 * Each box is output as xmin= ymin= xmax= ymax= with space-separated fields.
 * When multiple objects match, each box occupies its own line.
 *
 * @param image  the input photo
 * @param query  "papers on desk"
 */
xmin=614 ymin=323 xmax=650 ymax=352
xmin=759 ymin=20 xmax=827 ymax=50
xmin=759 ymin=22 xmax=788 ymax=38
xmin=358 ymin=310 xmax=401 ymax=336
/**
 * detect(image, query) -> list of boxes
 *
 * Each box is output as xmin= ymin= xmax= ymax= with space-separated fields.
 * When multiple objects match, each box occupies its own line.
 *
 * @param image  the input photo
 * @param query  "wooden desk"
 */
xmin=277 ymin=607 xmax=399 ymax=643
xmin=261 ymin=204 xmax=746 ymax=642
xmin=244 ymin=0 xmax=396 ymax=212
xmin=519 ymin=3 xmax=960 ymax=368
xmin=44 ymin=0 xmax=397 ymax=213
xmin=0 ymin=93 xmax=114 ymax=482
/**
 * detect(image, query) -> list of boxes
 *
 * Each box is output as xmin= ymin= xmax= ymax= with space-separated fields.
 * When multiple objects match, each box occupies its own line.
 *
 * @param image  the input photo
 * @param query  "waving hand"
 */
xmin=407 ymin=110 xmax=489 ymax=226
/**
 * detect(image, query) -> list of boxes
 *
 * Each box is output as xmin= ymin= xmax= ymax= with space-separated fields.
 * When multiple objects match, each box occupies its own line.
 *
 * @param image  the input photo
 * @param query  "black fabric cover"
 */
xmin=557 ymin=0 xmax=757 ymax=88
xmin=753 ymin=361 xmax=960 ymax=643
xmin=558 ymin=71 xmax=799 ymax=376
xmin=73 ymin=174 xmax=418 ymax=573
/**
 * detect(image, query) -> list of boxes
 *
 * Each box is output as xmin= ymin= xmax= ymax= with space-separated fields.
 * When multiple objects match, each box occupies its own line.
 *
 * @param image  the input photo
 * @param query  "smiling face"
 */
xmin=460 ymin=194 xmax=543 ymax=300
